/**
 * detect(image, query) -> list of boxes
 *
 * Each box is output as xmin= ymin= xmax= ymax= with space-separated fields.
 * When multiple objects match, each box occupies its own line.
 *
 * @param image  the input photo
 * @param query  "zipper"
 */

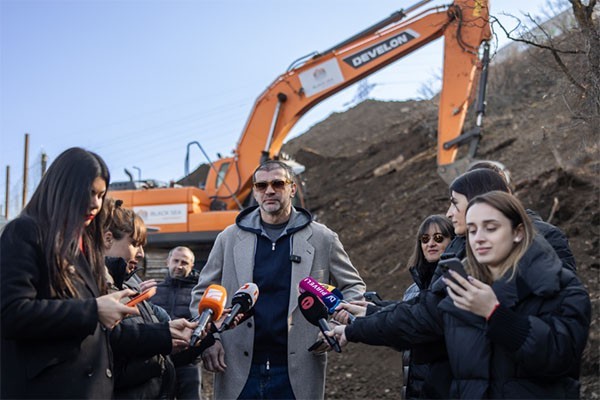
xmin=272 ymin=242 xmax=276 ymax=251
xmin=266 ymin=360 xmax=270 ymax=371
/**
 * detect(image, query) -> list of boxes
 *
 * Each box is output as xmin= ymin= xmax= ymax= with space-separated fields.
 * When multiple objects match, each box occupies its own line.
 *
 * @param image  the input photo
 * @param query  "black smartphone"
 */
xmin=363 ymin=291 xmax=382 ymax=302
xmin=438 ymin=257 xmax=468 ymax=282
xmin=307 ymin=339 xmax=325 ymax=352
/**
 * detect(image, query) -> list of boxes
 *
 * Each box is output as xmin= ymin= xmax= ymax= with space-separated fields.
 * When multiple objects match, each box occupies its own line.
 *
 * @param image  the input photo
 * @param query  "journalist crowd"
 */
xmin=0 ymin=148 xmax=591 ymax=400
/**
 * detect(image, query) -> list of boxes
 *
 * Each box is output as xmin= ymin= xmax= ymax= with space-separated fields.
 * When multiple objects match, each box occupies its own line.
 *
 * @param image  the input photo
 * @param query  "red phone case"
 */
xmin=126 ymin=287 xmax=157 ymax=307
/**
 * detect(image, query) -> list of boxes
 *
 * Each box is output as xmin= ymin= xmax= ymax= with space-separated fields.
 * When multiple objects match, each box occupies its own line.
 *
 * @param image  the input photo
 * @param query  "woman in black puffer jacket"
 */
xmin=332 ymin=191 xmax=591 ymax=399
xmin=400 ymin=215 xmax=454 ymax=399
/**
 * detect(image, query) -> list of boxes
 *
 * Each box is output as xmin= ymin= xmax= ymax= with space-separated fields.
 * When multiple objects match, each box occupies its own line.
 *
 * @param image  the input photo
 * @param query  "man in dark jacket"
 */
xmin=152 ymin=246 xmax=203 ymax=400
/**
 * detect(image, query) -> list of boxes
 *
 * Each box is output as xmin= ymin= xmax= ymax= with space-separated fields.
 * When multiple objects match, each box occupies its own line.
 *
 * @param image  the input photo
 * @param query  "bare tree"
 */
xmin=493 ymin=0 xmax=599 ymax=116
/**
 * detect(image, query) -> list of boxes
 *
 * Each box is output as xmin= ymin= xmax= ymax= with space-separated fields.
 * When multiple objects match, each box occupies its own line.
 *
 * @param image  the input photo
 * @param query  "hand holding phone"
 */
xmin=126 ymin=287 xmax=157 ymax=307
xmin=439 ymin=258 xmax=468 ymax=279
xmin=439 ymin=258 xmax=468 ymax=289
xmin=363 ymin=291 xmax=382 ymax=303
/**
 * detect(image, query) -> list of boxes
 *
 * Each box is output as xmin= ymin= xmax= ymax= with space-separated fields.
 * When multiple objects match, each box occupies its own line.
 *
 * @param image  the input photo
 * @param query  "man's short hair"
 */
xmin=252 ymin=160 xmax=295 ymax=183
xmin=167 ymin=246 xmax=195 ymax=263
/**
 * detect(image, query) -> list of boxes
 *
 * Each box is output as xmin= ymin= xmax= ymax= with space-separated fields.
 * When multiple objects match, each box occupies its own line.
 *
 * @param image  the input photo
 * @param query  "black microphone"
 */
xmin=218 ymin=283 xmax=259 ymax=332
xmin=298 ymin=291 xmax=341 ymax=353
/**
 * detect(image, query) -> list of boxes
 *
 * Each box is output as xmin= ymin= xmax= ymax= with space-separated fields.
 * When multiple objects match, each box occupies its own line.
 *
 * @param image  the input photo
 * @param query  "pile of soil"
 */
xmin=202 ymin=24 xmax=599 ymax=400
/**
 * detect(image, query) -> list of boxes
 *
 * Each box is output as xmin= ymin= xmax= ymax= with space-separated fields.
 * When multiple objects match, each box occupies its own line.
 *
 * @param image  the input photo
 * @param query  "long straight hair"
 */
xmin=406 ymin=214 xmax=455 ymax=268
xmin=22 ymin=147 xmax=110 ymax=298
xmin=465 ymin=191 xmax=534 ymax=284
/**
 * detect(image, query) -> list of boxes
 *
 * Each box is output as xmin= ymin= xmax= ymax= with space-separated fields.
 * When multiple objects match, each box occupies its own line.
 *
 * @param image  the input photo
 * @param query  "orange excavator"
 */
xmin=113 ymin=0 xmax=492 ymax=274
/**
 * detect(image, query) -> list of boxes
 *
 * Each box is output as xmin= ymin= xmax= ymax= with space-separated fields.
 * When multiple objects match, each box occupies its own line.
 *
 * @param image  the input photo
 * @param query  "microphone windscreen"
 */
xmin=299 ymin=277 xmax=340 ymax=313
xmin=198 ymin=284 xmax=227 ymax=320
xmin=331 ymin=288 xmax=344 ymax=301
xmin=318 ymin=282 xmax=345 ymax=301
xmin=231 ymin=282 xmax=259 ymax=312
xmin=298 ymin=291 xmax=328 ymax=326
xmin=320 ymin=283 xmax=336 ymax=293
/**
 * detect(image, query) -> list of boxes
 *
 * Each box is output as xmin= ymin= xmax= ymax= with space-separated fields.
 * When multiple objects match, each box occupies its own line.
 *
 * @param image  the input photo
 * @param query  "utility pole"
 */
xmin=22 ymin=133 xmax=29 ymax=209
xmin=41 ymin=151 xmax=48 ymax=176
xmin=4 ymin=165 xmax=9 ymax=219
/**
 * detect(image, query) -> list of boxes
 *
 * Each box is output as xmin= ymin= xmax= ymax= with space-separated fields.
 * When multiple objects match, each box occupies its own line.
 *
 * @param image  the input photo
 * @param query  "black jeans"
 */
xmin=175 ymin=364 xmax=201 ymax=400
xmin=238 ymin=363 xmax=295 ymax=400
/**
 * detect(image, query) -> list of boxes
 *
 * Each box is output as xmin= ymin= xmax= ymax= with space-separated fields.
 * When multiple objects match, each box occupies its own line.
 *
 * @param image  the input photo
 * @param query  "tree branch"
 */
xmin=491 ymin=15 xmax=586 ymax=92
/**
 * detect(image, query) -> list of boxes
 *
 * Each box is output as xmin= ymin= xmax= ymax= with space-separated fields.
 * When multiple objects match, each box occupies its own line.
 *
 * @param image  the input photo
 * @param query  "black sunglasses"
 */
xmin=420 ymin=233 xmax=446 ymax=244
xmin=253 ymin=179 xmax=293 ymax=192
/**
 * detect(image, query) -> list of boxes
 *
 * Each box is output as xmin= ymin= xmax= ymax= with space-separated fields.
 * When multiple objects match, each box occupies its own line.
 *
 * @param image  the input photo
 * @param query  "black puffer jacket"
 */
xmin=401 ymin=261 xmax=451 ymax=399
xmin=527 ymin=209 xmax=576 ymax=271
xmin=347 ymin=236 xmax=591 ymax=399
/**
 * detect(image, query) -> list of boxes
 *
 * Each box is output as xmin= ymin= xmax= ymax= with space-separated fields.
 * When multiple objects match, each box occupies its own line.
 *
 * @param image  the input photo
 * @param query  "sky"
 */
xmin=0 ymin=0 xmax=566 ymax=218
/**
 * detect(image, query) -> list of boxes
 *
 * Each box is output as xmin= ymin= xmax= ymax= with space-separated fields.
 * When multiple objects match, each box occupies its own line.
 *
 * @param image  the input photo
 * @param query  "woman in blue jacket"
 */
xmin=332 ymin=191 xmax=590 ymax=399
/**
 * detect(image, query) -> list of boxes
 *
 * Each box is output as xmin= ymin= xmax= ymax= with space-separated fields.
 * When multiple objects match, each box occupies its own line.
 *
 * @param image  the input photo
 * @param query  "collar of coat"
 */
xmin=235 ymin=205 xmax=312 ymax=238
xmin=492 ymin=234 xmax=563 ymax=308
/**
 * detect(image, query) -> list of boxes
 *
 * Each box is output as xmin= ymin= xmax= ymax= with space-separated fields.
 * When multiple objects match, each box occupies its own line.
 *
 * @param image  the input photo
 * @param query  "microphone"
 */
xmin=299 ymin=277 xmax=341 ymax=314
xmin=190 ymin=284 xmax=227 ymax=346
xmin=218 ymin=282 xmax=259 ymax=332
xmin=298 ymin=291 xmax=341 ymax=353
xmin=325 ymin=285 xmax=356 ymax=324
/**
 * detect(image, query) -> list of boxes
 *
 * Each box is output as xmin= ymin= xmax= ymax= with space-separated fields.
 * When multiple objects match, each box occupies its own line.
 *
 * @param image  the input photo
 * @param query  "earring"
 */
xmin=514 ymin=238 xmax=521 ymax=243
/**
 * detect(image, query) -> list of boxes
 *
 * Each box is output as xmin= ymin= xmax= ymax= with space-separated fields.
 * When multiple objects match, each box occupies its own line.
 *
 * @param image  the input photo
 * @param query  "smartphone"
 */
xmin=126 ymin=287 xmax=157 ymax=307
xmin=307 ymin=339 xmax=325 ymax=352
xmin=438 ymin=258 xmax=468 ymax=280
xmin=363 ymin=291 xmax=382 ymax=302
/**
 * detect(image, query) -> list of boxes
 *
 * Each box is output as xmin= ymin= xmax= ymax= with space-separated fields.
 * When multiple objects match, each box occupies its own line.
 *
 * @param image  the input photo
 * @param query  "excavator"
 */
xmin=113 ymin=0 xmax=492 ymax=276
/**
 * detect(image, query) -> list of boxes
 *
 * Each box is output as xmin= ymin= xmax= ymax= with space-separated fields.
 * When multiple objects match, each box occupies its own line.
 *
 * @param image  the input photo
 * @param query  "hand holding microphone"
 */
xmin=299 ymin=277 xmax=356 ymax=323
xmin=169 ymin=318 xmax=198 ymax=353
xmin=190 ymin=284 xmax=227 ymax=346
xmin=298 ymin=291 xmax=342 ymax=353
xmin=299 ymin=277 xmax=341 ymax=313
xmin=218 ymin=283 xmax=259 ymax=333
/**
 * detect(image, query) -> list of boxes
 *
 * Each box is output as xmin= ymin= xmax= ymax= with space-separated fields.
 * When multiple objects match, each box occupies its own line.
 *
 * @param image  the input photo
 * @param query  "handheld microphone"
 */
xmin=299 ymin=277 xmax=341 ymax=314
xmin=298 ymin=291 xmax=341 ymax=353
xmin=218 ymin=283 xmax=259 ymax=332
xmin=190 ymin=284 xmax=227 ymax=346
xmin=326 ymin=286 xmax=356 ymax=324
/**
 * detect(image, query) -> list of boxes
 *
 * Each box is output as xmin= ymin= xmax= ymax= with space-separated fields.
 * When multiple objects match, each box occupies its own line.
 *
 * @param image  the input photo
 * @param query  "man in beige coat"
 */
xmin=190 ymin=160 xmax=365 ymax=399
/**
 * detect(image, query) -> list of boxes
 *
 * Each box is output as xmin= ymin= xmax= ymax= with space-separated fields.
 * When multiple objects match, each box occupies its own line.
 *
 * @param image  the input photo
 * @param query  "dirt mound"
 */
xmin=280 ymin=38 xmax=599 ymax=398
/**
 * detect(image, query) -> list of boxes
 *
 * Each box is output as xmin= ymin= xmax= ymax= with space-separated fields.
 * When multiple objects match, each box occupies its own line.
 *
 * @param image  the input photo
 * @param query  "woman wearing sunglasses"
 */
xmin=330 ymin=191 xmax=590 ymax=399
xmin=333 ymin=215 xmax=455 ymax=399
xmin=399 ymin=215 xmax=455 ymax=399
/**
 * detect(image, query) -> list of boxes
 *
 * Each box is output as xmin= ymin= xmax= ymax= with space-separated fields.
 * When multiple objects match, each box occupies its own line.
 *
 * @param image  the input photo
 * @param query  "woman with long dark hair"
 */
xmin=1 ymin=147 xmax=138 ymax=399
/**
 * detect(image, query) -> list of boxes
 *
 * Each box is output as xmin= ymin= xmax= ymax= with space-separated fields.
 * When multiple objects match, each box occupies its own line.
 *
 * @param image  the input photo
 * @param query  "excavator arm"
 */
xmin=114 ymin=0 xmax=492 ymax=264
xmin=208 ymin=0 xmax=491 ymax=208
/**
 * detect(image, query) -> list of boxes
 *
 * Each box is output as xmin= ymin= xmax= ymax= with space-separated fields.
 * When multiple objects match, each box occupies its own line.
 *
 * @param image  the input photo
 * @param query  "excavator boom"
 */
xmin=113 ymin=0 xmax=492 ymax=277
